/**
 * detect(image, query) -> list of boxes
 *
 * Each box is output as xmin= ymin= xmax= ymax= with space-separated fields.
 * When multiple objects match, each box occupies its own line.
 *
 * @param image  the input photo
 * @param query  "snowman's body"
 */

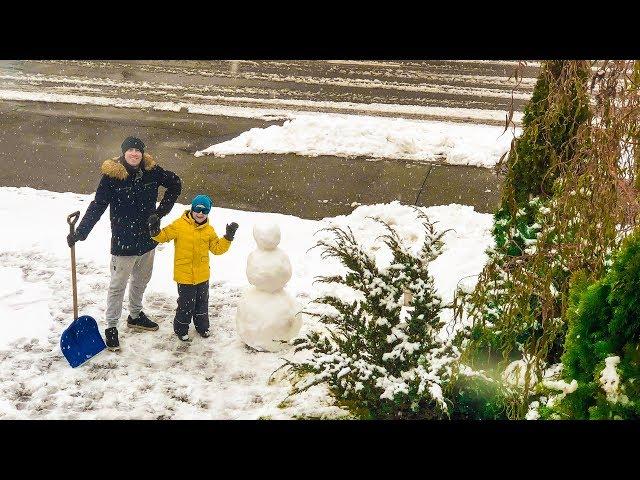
xmin=235 ymin=222 xmax=301 ymax=352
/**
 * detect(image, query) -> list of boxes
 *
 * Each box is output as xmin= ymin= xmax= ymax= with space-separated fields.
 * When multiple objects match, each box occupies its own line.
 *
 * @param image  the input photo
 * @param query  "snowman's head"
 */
xmin=253 ymin=222 xmax=280 ymax=250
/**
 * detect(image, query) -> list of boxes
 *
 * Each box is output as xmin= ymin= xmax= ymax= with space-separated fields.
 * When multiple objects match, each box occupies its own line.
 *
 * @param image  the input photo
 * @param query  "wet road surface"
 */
xmin=0 ymin=60 xmax=538 ymax=124
xmin=0 ymin=100 xmax=502 ymax=219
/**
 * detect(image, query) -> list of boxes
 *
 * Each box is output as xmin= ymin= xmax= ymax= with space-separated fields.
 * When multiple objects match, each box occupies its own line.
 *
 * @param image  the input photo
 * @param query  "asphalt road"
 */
xmin=0 ymin=60 xmax=537 ymax=124
xmin=0 ymin=99 xmax=502 ymax=219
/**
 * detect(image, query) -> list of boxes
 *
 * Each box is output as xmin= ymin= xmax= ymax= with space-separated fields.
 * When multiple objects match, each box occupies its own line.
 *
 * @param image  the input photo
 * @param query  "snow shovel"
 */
xmin=60 ymin=211 xmax=106 ymax=368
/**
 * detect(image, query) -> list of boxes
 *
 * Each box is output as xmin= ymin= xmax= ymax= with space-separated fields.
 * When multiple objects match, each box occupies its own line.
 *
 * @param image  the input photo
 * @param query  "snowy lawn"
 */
xmin=0 ymin=187 xmax=494 ymax=419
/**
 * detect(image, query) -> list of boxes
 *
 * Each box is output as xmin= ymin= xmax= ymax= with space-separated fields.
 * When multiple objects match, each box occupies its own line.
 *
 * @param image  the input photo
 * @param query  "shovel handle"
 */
xmin=67 ymin=211 xmax=80 ymax=230
xmin=67 ymin=211 xmax=80 ymax=320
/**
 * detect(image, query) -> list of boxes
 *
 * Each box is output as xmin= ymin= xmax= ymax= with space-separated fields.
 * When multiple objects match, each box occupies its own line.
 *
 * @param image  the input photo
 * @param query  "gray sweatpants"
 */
xmin=105 ymin=249 xmax=155 ymax=328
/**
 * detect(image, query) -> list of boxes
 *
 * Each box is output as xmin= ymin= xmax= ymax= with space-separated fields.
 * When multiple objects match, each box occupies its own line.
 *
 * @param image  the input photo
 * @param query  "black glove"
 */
xmin=67 ymin=232 xmax=80 ymax=248
xmin=148 ymin=214 xmax=161 ymax=237
xmin=224 ymin=222 xmax=239 ymax=241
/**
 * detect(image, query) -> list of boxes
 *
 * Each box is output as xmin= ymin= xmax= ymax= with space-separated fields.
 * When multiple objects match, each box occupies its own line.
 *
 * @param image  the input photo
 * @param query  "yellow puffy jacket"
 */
xmin=152 ymin=210 xmax=232 ymax=285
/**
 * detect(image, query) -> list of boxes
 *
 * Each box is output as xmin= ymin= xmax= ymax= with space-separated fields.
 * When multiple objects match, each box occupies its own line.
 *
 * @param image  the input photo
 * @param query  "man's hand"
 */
xmin=148 ymin=214 xmax=161 ymax=237
xmin=67 ymin=232 xmax=79 ymax=248
xmin=224 ymin=222 xmax=239 ymax=241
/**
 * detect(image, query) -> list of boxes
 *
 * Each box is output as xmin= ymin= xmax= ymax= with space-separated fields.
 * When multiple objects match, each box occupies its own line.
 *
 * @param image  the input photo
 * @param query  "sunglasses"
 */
xmin=192 ymin=206 xmax=210 ymax=215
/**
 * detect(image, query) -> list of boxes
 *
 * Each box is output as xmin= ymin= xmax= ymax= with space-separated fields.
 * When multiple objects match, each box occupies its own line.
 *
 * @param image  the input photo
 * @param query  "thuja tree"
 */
xmin=500 ymin=60 xmax=591 ymax=211
xmin=457 ymin=60 xmax=640 ymax=417
xmin=459 ymin=61 xmax=592 ymax=369
xmin=532 ymin=229 xmax=640 ymax=419
xmin=489 ymin=61 xmax=591 ymax=274
xmin=285 ymin=212 xmax=510 ymax=419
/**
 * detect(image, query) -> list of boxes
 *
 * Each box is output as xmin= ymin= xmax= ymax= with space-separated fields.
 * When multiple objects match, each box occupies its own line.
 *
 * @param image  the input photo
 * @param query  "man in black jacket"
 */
xmin=68 ymin=136 xmax=182 ymax=351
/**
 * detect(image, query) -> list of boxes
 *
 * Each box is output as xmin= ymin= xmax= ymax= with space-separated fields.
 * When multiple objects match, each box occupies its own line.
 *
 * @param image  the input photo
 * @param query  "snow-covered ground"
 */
xmin=196 ymin=114 xmax=520 ymax=168
xmin=0 ymin=187 xmax=494 ymax=419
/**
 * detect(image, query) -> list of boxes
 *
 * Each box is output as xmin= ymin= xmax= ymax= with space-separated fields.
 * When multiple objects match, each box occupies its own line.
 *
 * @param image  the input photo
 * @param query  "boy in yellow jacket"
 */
xmin=148 ymin=194 xmax=238 ymax=342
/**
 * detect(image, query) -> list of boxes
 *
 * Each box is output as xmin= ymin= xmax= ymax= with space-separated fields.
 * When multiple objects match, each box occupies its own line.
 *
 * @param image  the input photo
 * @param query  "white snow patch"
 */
xmin=195 ymin=115 xmax=520 ymax=168
xmin=0 ymin=267 xmax=53 ymax=348
xmin=599 ymin=356 xmax=628 ymax=404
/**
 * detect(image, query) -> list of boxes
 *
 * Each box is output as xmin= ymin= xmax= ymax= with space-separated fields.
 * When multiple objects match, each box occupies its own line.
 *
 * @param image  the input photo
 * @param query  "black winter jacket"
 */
xmin=76 ymin=154 xmax=182 ymax=256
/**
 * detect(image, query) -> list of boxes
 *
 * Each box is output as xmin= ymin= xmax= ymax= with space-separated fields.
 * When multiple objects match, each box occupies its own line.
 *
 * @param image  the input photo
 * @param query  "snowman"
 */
xmin=235 ymin=221 xmax=302 ymax=352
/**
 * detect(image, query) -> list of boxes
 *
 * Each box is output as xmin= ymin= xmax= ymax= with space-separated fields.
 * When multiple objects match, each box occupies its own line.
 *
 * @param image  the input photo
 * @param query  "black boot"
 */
xmin=127 ymin=311 xmax=159 ymax=331
xmin=177 ymin=333 xmax=191 ymax=342
xmin=105 ymin=327 xmax=120 ymax=352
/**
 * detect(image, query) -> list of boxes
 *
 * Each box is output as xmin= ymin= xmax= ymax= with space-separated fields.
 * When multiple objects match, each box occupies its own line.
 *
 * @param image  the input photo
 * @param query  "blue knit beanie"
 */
xmin=191 ymin=194 xmax=212 ymax=213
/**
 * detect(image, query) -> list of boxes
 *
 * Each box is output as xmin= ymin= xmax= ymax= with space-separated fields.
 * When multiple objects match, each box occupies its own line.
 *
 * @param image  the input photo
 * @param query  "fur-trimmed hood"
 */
xmin=101 ymin=153 xmax=157 ymax=180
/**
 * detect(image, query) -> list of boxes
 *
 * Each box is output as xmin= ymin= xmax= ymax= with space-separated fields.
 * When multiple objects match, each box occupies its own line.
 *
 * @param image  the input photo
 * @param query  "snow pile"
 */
xmin=317 ymin=201 xmax=494 ymax=306
xmin=196 ymin=114 xmax=520 ymax=168
xmin=0 ymin=187 xmax=494 ymax=419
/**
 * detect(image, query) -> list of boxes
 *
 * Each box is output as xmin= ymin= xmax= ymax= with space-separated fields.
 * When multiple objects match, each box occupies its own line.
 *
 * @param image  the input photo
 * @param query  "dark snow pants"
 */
xmin=174 ymin=281 xmax=209 ymax=336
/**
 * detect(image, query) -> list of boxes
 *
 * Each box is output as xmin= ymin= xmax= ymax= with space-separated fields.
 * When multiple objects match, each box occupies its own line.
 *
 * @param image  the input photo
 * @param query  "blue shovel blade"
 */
xmin=60 ymin=315 xmax=107 ymax=368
